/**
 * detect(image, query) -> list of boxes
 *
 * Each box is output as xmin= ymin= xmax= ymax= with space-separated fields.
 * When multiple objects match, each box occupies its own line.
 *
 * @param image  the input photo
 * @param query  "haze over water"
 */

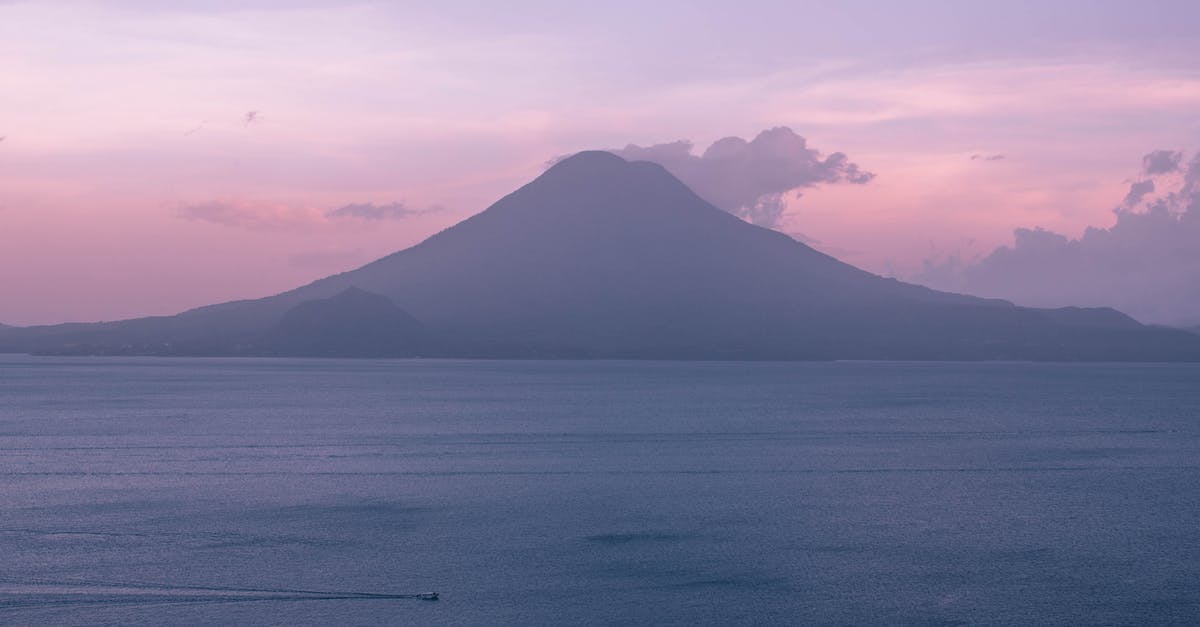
xmin=1 ymin=356 xmax=1198 ymax=624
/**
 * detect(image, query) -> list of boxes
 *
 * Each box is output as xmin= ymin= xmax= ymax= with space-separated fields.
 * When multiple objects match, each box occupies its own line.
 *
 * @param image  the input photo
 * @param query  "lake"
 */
xmin=1 ymin=355 xmax=1198 ymax=625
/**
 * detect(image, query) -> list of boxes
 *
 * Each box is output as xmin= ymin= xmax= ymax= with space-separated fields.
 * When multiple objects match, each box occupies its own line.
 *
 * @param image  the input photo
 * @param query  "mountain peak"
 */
xmin=548 ymin=150 xmax=627 ymax=171
xmin=520 ymin=149 xmax=699 ymax=219
xmin=532 ymin=151 xmax=635 ymax=190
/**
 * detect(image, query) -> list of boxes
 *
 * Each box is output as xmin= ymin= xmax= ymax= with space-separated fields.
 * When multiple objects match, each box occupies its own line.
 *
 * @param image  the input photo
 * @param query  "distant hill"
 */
xmin=4 ymin=151 xmax=1200 ymax=360
xmin=268 ymin=287 xmax=424 ymax=357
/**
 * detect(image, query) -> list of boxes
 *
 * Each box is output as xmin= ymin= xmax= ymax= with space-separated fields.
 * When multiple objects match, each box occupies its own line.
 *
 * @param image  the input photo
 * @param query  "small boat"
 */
xmin=417 ymin=592 xmax=439 ymax=601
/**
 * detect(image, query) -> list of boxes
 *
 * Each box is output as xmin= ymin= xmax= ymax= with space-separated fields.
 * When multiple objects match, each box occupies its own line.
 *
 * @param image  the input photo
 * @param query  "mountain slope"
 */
xmin=287 ymin=152 xmax=1019 ymax=355
xmin=5 ymin=151 xmax=1200 ymax=360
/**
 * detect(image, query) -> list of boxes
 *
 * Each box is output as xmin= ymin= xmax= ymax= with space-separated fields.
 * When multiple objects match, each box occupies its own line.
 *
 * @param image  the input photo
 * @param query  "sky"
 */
xmin=2 ymin=0 xmax=1199 ymax=326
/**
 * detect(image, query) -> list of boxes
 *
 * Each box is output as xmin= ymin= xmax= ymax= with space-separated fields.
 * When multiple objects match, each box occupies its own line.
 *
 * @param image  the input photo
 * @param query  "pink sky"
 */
xmin=2 ymin=1 xmax=1199 ymax=325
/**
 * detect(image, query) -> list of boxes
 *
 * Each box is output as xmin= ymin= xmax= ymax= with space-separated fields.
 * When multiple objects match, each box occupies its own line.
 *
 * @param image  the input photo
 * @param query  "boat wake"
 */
xmin=0 ymin=577 xmax=438 ymax=609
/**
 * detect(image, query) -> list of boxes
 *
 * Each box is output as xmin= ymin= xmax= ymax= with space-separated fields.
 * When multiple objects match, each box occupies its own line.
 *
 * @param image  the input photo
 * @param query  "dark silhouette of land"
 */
xmin=268 ymin=287 xmax=424 ymax=357
xmin=3 ymin=151 xmax=1199 ymax=360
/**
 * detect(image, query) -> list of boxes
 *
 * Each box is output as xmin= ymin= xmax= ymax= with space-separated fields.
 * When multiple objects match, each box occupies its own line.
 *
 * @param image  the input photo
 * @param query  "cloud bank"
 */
xmin=325 ymin=201 xmax=427 ymax=220
xmin=580 ymin=127 xmax=874 ymax=229
xmin=919 ymin=149 xmax=1200 ymax=325
xmin=178 ymin=199 xmax=429 ymax=230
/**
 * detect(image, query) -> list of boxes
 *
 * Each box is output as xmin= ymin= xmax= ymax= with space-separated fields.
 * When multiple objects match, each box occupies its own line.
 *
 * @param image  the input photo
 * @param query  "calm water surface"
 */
xmin=1 ymin=355 xmax=1198 ymax=625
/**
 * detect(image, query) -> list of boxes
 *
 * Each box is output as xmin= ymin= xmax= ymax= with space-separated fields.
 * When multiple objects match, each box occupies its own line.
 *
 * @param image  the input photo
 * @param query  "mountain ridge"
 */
xmin=2 ymin=151 xmax=1198 ymax=360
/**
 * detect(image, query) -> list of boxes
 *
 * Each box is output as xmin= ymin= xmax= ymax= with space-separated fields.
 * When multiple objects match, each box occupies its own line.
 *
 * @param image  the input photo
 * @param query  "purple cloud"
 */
xmin=612 ymin=127 xmax=874 ymax=229
xmin=325 ymin=201 xmax=428 ymax=221
xmin=917 ymin=149 xmax=1200 ymax=325
xmin=1122 ymin=179 xmax=1155 ymax=207
xmin=554 ymin=127 xmax=874 ymax=230
xmin=178 ymin=199 xmax=434 ymax=230
xmin=1142 ymin=149 xmax=1182 ymax=175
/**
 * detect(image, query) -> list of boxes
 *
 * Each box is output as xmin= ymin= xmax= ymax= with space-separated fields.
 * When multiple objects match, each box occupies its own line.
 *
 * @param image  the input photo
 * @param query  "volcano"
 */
xmin=3 ymin=151 xmax=1198 ymax=360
